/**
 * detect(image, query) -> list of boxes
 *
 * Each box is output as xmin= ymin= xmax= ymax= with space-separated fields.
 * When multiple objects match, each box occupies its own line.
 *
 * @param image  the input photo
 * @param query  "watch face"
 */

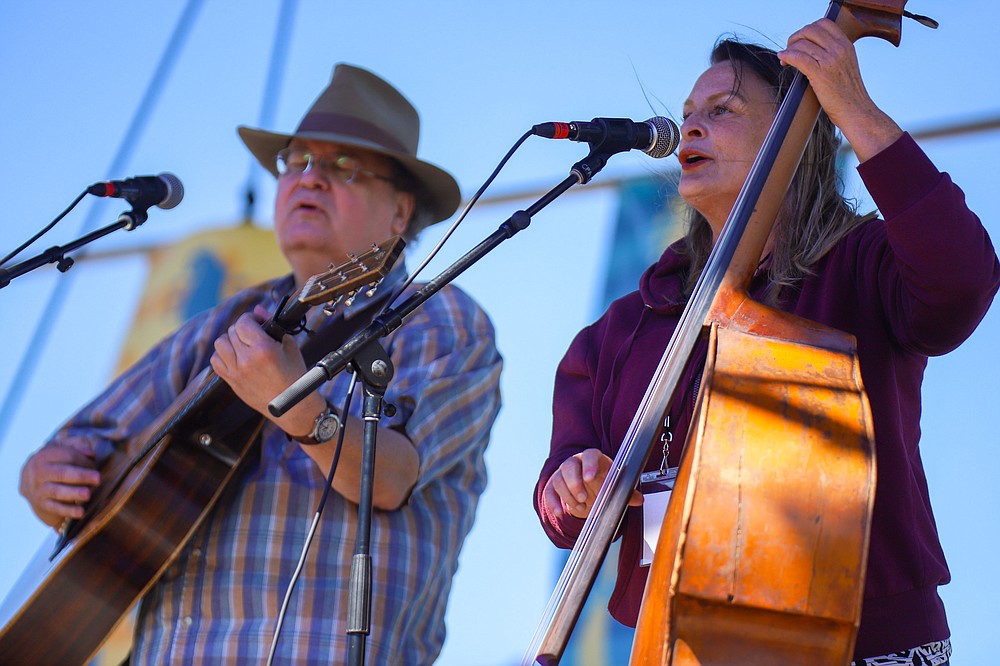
xmin=315 ymin=414 xmax=339 ymax=442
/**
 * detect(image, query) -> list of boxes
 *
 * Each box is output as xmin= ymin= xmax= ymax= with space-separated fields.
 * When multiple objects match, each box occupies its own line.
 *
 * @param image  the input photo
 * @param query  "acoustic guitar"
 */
xmin=0 ymin=236 xmax=404 ymax=666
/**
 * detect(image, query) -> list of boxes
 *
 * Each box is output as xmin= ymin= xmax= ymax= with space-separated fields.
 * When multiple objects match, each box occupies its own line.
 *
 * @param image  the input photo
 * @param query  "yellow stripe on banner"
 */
xmin=114 ymin=224 xmax=289 ymax=374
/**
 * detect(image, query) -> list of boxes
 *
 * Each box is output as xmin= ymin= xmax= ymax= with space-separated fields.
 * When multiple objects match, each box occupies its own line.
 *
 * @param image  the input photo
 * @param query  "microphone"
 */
xmin=532 ymin=116 xmax=680 ymax=158
xmin=88 ymin=173 xmax=184 ymax=211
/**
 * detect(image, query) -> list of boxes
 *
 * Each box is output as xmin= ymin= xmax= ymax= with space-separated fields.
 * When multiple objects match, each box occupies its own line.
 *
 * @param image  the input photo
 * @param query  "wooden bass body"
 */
xmin=631 ymin=305 xmax=876 ymax=665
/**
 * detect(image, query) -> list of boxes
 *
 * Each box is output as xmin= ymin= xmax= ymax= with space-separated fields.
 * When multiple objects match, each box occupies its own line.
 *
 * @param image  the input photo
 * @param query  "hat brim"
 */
xmin=238 ymin=126 xmax=461 ymax=224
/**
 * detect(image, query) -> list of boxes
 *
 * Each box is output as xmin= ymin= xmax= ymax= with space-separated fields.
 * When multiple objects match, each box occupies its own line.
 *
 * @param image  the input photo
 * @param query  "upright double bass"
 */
xmin=523 ymin=2 xmax=936 ymax=664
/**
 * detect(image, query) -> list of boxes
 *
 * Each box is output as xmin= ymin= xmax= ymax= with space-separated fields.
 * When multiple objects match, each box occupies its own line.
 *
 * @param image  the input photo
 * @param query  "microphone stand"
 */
xmin=268 ymin=148 xmax=617 ymax=666
xmin=0 ymin=207 xmax=150 ymax=289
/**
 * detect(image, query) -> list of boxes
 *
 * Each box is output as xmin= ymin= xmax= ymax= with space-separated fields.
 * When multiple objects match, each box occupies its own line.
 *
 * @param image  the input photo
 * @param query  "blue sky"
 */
xmin=1 ymin=2 xmax=998 ymax=664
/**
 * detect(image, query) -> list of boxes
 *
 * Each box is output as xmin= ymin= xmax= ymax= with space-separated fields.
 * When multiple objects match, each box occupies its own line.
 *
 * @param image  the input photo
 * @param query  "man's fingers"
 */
xmin=41 ymin=496 xmax=86 ymax=521
xmin=545 ymin=450 xmax=620 ymax=521
xmin=549 ymin=469 xmax=592 ymax=518
xmin=47 ymin=480 xmax=94 ymax=504
xmin=578 ymin=451 xmax=602 ymax=483
xmin=252 ymin=304 xmax=271 ymax=322
xmin=54 ymin=462 xmax=101 ymax=487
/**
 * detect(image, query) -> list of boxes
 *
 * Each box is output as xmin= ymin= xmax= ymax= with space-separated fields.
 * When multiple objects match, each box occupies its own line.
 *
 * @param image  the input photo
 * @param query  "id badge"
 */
xmin=639 ymin=467 xmax=678 ymax=567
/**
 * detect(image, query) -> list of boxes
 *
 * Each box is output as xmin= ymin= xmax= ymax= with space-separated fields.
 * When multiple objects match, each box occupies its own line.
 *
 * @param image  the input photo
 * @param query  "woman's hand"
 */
xmin=779 ymin=18 xmax=903 ymax=161
xmin=543 ymin=448 xmax=643 ymax=519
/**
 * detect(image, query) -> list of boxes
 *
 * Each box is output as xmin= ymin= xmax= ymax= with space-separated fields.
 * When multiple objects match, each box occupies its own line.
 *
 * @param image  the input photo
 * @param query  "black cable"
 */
xmin=379 ymin=129 xmax=534 ymax=314
xmin=0 ymin=190 xmax=88 ymax=267
xmin=242 ymin=0 xmax=300 ymax=223
xmin=0 ymin=0 xmax=205 ymax=455
xmin=266 ymin=371 xmax=358 ymax=666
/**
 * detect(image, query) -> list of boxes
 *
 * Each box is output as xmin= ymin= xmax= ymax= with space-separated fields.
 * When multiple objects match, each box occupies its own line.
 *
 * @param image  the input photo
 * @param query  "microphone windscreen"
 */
xmin=157 ymin=172 xmax=184 ymax=209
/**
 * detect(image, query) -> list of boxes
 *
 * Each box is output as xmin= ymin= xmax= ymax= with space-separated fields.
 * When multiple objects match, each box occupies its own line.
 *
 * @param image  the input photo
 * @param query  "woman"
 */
xmin=534 ymin=19 xmax=999 ymax=664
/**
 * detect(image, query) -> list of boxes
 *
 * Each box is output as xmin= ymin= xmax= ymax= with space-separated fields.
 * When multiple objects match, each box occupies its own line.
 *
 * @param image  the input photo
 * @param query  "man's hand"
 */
xmin=211 ymin=305 xmax=326 ymax=437
xmin=20 ymin=437 xmax=101 ymax=528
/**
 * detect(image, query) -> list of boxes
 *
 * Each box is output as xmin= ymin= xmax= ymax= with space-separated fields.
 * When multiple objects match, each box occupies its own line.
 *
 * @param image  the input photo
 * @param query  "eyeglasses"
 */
xmin=275 ymin=147 xmax=395 ymax=185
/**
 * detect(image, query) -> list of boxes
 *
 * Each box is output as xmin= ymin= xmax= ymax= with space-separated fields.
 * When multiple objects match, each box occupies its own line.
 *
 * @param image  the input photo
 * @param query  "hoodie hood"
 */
xmin=638 ymin=238 xmax=692 ymax=316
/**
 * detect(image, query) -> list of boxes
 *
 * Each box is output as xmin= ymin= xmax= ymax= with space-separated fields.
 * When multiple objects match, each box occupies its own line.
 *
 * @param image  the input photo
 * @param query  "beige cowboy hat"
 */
xmin=238 ymin=63 xmax=461 ymax=225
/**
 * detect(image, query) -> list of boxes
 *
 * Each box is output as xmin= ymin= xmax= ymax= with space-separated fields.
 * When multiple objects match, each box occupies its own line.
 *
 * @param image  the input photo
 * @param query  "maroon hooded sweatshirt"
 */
xmin=535 ymin=133 xmax=999 ymax=659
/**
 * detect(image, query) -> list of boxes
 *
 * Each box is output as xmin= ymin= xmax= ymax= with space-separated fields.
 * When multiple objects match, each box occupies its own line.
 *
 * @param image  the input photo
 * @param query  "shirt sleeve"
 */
xmin=856 ymin=132 xmax=1000 ymax=355
xmin=533 ymin=325 xmax=596 ymax=548
xmin=376 ymin=283 xmax=502 ymax=498
xmin=47 ymin=283 xmax=276 ymax=458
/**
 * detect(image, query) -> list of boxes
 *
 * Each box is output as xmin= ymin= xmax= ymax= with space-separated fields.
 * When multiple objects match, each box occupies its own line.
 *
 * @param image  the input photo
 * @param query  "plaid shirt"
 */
xmin=53 ymin=268 xmax=502 ymax=665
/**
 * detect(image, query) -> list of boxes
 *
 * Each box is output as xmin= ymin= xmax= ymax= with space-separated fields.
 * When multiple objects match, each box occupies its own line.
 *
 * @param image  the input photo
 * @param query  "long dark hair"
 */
xmin=680 ymin=38 xmax=870 ymax=299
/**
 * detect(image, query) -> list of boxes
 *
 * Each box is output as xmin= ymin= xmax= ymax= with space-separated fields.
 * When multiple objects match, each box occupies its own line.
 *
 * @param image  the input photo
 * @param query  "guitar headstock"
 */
xmin=298 ymin=235 xmax=406 ymax=309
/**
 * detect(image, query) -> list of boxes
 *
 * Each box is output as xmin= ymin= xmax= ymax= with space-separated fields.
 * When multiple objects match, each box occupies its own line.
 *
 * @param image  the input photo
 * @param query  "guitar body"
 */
xmin=630 ymin=309 xmax=876 ymax=666
xmin=0 ymin=235 xmax=405 ymax=666
xmin=0 ymin=367 xmax=263 ymax=666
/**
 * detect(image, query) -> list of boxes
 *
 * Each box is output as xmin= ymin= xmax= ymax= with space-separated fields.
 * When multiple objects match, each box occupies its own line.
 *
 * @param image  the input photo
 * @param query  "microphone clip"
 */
xmin=571 ymin=150 xmax=612 ymax=185
xmin=119 ymin=206 xmax=149 ymax=231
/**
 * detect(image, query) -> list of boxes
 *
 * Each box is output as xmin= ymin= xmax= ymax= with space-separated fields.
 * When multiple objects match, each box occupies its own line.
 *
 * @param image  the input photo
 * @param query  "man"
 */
xmin=19 ymin=63 xmax=503 ymax=664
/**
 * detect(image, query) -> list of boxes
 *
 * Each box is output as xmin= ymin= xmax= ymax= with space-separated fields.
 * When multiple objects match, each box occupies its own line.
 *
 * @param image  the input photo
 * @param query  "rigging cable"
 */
xmin=0 ymin=0 xmax=206 ymax=452
xmin=242 ymin=0 xmax=300 ymax=224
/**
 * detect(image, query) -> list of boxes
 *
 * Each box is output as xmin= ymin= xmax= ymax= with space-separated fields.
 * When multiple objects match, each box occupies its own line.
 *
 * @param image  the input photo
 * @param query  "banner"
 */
xmin=115 ymin=224 xmax=289 ymax=373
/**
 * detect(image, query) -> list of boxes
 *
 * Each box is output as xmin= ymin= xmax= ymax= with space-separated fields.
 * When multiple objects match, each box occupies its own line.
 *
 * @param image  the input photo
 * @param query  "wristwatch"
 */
xmin=297 ymin=403 xmax=341 ymax=446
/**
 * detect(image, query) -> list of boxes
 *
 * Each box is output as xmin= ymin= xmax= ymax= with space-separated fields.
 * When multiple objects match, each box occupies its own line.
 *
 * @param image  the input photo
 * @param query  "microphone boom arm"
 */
xmin=0 ymin=209 xmax=149 ymax=289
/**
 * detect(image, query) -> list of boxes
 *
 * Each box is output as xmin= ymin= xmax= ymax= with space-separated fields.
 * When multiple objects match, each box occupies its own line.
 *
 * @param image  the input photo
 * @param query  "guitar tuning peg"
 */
xmin=344 ymin=291 xmax=357 ymax=307
xmin=347 ymin=252 xmax=358 ymax=262
xmin=365 ymin=284 xmax=379 ymax=298
xmin=323 ymin=294 xmax=344 ymax=316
